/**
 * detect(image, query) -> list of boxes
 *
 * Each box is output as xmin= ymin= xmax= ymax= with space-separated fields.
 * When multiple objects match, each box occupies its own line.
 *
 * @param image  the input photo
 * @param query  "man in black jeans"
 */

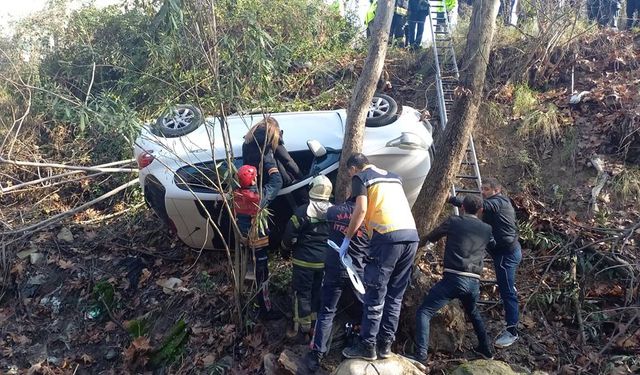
xmin=305 ymin=198 xmax=369 ymax=372
xmin=449 ymin=177 xmax=521 ymax=348
xmin=411 ymin=195 xmax=494 ymax=363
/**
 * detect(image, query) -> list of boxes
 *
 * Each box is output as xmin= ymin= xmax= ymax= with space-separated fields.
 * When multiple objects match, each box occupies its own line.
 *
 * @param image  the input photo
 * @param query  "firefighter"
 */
xmin=282 ymin=175 xmax=334 ymax=337
xmin=233 ymin=165 xmax=282 ymax=320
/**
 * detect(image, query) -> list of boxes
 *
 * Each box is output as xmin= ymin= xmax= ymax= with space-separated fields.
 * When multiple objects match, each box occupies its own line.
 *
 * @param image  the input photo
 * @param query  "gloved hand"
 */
xmin=339 ymin=238 xmax=350 ymax=259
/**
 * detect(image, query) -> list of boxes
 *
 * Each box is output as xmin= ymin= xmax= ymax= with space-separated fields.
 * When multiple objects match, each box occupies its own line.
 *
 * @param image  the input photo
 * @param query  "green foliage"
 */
xmin=127 ymin=318 xmax=152 ymax=338
xmin=518 ymin=103 xmax=564 ymax=149
xmin=512 ymin=84 xmax=538 ymax=118
xmin=2 ymin=0 xmax=360 ymax=166
xmin=149 ymin=319 xmax=190 ymax=367
xmin=518 ymin=221 xmax=563 ymax=251
xmin=610 ymin=167 xmax=640 ymax=208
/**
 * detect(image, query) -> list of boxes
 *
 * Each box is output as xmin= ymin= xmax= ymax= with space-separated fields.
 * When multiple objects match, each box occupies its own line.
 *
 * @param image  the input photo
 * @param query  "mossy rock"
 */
xmin=452 ymin=360 xmax=526 ymax=375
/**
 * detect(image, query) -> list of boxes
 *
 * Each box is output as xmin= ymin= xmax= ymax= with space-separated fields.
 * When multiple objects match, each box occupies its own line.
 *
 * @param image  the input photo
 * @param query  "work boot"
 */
xmin=473 ymin=345 xmax=494 ymax=360
xmin=342 ymin=340 xmax=377 ymax=361
xmin=377 ymin=340 xmax=393 ymax=359
xmin=305 ymin=350 xmax=323 ymax=373
xmin=495 ymin=330 xmax=519 ymax=348
xmin=405 ymin=353 xmax=428 ymax=367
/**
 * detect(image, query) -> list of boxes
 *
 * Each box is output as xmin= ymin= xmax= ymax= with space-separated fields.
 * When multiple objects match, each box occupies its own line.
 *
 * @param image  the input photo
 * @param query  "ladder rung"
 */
xmin=461 ymin=162 xmax=476 ymax=165
xmin=456 ymin=175 xmax=479 ymax=180
xmin=477 ymin=299 xmax=501 ymax=305
xmin=455 ymin=189 xmax=481 ymax=194
xmin=480 ymin=279 xmax=498 ymax=284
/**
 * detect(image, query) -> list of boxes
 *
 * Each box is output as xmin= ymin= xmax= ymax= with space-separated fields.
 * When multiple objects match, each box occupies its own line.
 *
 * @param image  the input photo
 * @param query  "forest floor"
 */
xmin=1 ymin=27 xmax=639 ymax=375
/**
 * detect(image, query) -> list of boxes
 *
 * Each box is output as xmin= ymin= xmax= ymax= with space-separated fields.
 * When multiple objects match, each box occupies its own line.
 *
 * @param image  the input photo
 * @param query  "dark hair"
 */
xmin=462 ymin=195 xmax=483 ymax=215
xmin=346 ymin=153 xmax=369 ymax=170
xmin=482 ymin=177 xmax=502 ymax=190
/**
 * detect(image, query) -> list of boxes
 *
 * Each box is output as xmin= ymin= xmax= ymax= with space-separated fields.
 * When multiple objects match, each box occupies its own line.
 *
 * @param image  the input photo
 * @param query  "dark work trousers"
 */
xmin=310 ymin=272 xmax=363 ymax=353
xmin=415 ymin=273 xmax=489 ymax=357
xmin=407 ymin=11 xmax=428 ymax=48
xmin=390 ymin=14 xmax=407 ymax=44
xmin=360 ymin=240 xmax=418 ymax=346
xmin=292 ymin=264 xmax=324 ymax=332
xmin=628 ymin=0 xmax=640 ymax=28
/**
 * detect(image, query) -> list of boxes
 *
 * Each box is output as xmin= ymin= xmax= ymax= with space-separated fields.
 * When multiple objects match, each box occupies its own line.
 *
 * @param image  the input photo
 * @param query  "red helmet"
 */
xmin=237 ymin=165 xmax=257 ymax=188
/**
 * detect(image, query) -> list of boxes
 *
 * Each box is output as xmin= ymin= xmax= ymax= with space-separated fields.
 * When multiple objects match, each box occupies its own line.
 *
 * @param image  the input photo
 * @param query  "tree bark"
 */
xmin=412 ymin=0 xmax=501 ymax=244
xmin=334 ymin=0 xmax=394 ymax=203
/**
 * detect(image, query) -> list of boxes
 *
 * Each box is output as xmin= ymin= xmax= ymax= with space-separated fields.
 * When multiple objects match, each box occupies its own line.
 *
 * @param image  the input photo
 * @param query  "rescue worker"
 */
xmin=305 ymin=198 xmax=370 ymax=372
xmin=407 ymin=0 xmax=430 ymax=49
xmin=364 ymin=0 xmax=377 ymax=37
xmin=391 ymin=0 xmax=410 ymax=45
xmin=233 ymin=165 xmax=282 ymax=320
xmin=410 ymin=195 xmax=495 ymax=364
xmin=628 ymin=0 xmax=640 ymax=29
xmin=242 ymin=117 xmax=301 ymax=206
xmin=449 ymin=177 xmax=521 ymax=348
xmin=282 ymin=175 xmax=334 ymax=337
xmin=341 ymin=153 xmax=419 ymax=360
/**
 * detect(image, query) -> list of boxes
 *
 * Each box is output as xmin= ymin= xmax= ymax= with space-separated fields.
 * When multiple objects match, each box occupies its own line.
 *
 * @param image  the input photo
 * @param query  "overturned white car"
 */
xmin=134 ymin=94 xmax=434 ymax=250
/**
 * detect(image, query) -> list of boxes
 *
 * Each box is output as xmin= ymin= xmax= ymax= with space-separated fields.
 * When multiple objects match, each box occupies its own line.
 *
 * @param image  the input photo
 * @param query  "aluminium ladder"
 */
xmin=427 ymin=1 xmax=499 ymax=305
xmin=427 ymin=0 xmax=483 ymax=212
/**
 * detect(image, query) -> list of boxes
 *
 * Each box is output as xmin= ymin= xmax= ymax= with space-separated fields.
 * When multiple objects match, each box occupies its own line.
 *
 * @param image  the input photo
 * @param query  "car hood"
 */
xmin=136 ymin=110 xmax=346 ymax=166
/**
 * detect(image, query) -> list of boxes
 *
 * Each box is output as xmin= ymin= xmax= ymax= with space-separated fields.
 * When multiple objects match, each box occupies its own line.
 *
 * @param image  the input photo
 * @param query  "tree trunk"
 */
xmin=334 ymin=0 xmax=395 ymax=203
xmin=412 ymin=0 xmax=501 ymax=244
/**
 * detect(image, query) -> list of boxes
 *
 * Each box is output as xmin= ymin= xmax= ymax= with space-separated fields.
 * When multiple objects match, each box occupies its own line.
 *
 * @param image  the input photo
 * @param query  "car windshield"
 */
xmin=174 ymin=158 xmax=243 ymax=194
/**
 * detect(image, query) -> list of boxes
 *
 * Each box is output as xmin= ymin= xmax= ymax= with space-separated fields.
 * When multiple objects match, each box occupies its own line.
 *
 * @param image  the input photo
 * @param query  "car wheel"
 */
xmin=152 ymin=104 xmax=204 ymax=137
xmin=365 ymin=93 xmax=399 ymax=127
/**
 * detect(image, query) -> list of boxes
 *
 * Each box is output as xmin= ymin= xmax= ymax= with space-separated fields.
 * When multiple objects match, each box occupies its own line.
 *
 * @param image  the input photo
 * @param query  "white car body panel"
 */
xmin=134 ymin=106 xmax=433 ymax=250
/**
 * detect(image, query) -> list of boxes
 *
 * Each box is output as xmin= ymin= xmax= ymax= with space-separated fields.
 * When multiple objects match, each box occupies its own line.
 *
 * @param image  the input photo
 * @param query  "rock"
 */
xmin=105 ymin=349 xmax=118 ymax=360
xmin=27 ymin=274 xmax=47 ymax=285
xmin=263 ymin=353 xmax=279 ymax=375
xmin=17 ymin=247 xmax=37 ymax=259
xmin=399 ymin=268 xmax=467 ymax=353
xmin=333 ymin=354 xmax=423 ymax=375
xmin=29 ymin=252 xmax=44 ymax=265
xmin=451 ymin=360 xmax=529 ymax=375
xmin=57 ymin=227 xmax=74 ymax=243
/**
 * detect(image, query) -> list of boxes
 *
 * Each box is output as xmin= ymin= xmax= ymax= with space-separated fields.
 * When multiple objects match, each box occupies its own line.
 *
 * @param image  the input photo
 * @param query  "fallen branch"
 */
xmin=588 ymin=155 xmax=609 ymax=216
xmin=1 ymin=179 xmax=139 ymax=239
xmin=0 ymin=159 xmax=133 ymax=194
xmin=0 ymin=157 xmax=137 ymax=173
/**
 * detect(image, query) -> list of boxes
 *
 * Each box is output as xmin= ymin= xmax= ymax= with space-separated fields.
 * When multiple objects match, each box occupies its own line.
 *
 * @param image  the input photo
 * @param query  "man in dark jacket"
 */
xmin=406 ymin=0 xmax=430 ymax=49
xmin=410 ymin=195 xmax=494 ymax=363
xmin=282 ymin=175 xmax=333 ymax=336
xmin=449 ymin=177 xmax=522 ymax=348
xmin=305 ymin=198 xmax=369 ymax=372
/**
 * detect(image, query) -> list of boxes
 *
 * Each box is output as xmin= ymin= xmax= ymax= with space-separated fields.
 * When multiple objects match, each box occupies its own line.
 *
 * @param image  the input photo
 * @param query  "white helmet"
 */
xmin=308 ymin=175 xmax=333 ymax=201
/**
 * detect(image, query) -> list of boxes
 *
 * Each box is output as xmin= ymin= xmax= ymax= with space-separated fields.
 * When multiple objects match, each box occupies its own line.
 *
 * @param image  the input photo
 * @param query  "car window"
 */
xmin=174 ymin=158 xmax=243 ymax=194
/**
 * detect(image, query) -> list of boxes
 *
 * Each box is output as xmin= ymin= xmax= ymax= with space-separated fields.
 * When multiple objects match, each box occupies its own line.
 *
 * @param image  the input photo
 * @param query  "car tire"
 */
xmin=365 ymin=93 xmax=399 ymax=127
xmin=152 ymin=104 xmax=204 ymax=137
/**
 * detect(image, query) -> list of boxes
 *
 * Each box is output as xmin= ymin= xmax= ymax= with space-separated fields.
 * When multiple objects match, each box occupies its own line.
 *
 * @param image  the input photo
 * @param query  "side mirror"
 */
xmin=307 ymin=139 xmax=327 ymax=158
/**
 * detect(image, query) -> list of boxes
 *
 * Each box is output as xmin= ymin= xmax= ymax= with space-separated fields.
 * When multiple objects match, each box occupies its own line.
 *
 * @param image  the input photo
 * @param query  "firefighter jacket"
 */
xmin=281 ymin=200 xmax=333 ymax=269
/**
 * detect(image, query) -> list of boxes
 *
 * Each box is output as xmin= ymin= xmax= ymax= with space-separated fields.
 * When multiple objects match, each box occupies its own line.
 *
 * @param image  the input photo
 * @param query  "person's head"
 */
xmin=462 ymin=194 xmax=483 ymax=215
xmin=308 ymin=175 xmax=333 ymax=201
xmin=245 ymin=116 xmax=280 ymax=151
xmin=237 ymin=165 xmax=258 ymax=188
xmin=481 ymin=177 xmax=502 ymax=199
xmin=346 ymin=153 xmax=370 ymax=177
